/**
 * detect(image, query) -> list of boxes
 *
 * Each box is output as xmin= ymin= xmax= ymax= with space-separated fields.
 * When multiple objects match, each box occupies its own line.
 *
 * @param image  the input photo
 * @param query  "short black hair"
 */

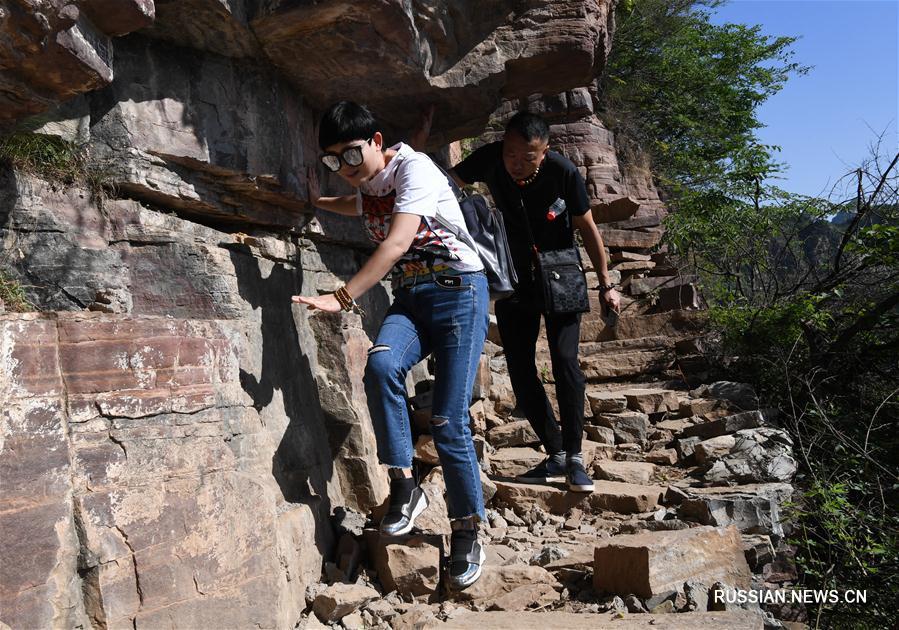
xmin=505 ymin=111 xmax=550 ymax=143
xmin=318 ymin=101 xmax=378 ymax=150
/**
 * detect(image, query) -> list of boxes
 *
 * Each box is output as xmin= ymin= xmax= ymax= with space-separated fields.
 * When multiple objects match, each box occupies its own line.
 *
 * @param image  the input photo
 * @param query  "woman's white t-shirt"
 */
xmin=356 ymin=142 xmax=483 ymax=274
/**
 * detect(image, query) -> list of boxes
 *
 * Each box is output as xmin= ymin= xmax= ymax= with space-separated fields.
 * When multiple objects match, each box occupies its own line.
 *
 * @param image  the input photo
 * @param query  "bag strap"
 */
xmin=517 ymin=193 xmax=541 ymax=257
xmin=397 ymin=151 xmax=481 ymax=257
xmin=518 ymin=190 xmax=577 ymax=259
xmin=430 ymin=160 xmax=465 ymax=202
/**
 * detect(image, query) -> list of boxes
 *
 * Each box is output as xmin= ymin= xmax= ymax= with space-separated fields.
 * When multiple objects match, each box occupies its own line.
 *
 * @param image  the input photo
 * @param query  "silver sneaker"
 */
xmin=379 ymin=486 xmax=428 ymax=536
xmin=446 ymin=531 xmax=486 ymax=590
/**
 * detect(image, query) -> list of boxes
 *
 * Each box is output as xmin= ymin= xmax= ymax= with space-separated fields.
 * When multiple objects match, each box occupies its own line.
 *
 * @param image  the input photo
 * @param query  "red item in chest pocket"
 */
xmin=546 ymin=198 xmax=566 ymax=221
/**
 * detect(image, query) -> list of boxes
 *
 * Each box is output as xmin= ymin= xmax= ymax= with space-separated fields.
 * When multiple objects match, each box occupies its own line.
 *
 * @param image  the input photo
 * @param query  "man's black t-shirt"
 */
xmin=453 ymin=140 xmax=590 ymax=295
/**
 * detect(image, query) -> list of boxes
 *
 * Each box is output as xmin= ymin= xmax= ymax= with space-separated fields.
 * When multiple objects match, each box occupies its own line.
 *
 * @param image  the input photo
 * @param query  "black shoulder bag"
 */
xmin=519 ymin=196 xmax=590 ymax=315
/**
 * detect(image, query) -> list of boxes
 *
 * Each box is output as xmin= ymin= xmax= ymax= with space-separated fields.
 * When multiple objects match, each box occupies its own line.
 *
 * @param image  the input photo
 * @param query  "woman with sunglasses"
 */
xmin=292 ymin=101 xmax=489 ymax=590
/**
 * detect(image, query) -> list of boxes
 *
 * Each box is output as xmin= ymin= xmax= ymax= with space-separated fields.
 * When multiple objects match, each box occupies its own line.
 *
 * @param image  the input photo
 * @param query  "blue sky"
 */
xmin=711 ymin=0 xmax=898 ymax=198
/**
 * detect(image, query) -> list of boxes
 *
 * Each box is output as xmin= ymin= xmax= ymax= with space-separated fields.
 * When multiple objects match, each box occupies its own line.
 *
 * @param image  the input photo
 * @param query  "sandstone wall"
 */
xmin=0 ymin=169 xmax=394 ymax=628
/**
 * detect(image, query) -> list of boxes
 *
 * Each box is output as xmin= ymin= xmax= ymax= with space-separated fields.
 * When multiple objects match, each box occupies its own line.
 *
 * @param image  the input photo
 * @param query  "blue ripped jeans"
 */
xmin=364 ymin=271 xmax=489 ymax=522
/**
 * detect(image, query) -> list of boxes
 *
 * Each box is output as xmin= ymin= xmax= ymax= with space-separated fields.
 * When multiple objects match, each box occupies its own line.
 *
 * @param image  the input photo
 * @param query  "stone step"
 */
xmin=361 ymin=531 xmax=443 ymax=599
xmin=600 ymin=228 xmax=664 ymax=250
xmin=679 ymin=411 xmax=764 ymax=440
xmin=429 ymin=611 xmax=765 ymax=629
xmin=628 ymin=274 xmax=699 ymax=296
xmin=649 ymin=284 xmax=702 ymax=312
xmin=532 ymin=337 xmax=676 ymax=381
xmin=593 ymin=526 xmax=752 ymax=600
xmin=610 ymin=250 xmax=652 ymax=263
xmin=612 ymin=259 xmax=657 ymax=273
xmin=592 ymin=196 xmax=640 ymax=223
xmin=489 ymin=447 xmax=546 ymax=477
xmin=580 ymin=335 xmax=675 ymax=354
xmin=594 ymin=460 xmax=657 ymax=485
xmin=586 ymin=378 xmax=688 ymax=394
xmin=598 ymin=213 xmax=663 ymax=231
xmin=493 ymin=479 xmax=665 ymax=515
xmin=580 ymin=348 xmax=674 ymax=381
xmin=580 ymin=309 xmax=707 ymax=343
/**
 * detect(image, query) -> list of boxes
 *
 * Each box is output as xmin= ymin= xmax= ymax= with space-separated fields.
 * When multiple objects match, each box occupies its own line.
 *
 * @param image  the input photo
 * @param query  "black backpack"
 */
xmin=432 ymin=165 xmax=518 ymax=300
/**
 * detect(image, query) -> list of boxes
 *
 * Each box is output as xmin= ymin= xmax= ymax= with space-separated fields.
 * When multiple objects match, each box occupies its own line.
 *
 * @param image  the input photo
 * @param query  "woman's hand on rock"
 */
xmin=291 ymin=293 xmax=341 ymax=313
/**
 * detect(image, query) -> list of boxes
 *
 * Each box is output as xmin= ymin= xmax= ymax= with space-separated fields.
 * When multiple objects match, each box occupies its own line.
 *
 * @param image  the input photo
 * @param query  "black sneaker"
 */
xmin=567 ymin=459 xmax=595 ymax=492
xmin=516 ymin=456 xmax=567 ymax=483
xmin=380 ymin=481 xmax=428 ymax=536
xmin=446 ymin=522 xmax=486 ymax=590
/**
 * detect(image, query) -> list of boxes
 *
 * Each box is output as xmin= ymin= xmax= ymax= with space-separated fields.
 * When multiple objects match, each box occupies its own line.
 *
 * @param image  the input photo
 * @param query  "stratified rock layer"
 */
xmin=0 ymin=313 xmax=326 ymax=629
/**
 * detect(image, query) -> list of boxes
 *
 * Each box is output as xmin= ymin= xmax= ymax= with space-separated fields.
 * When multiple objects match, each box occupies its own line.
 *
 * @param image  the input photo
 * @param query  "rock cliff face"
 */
xmin=2 ymin=2 xmax=800 ymax=628
xmin=2 ymin=312 xmax=325 ymax=629
xmin=2 ymin=0 xmax=614 ymax=140
xmin=0 ymin=172 xmax=383 ymax=627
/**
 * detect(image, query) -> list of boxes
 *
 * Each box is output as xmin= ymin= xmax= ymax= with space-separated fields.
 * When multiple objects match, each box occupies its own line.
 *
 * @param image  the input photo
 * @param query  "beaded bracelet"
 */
xmin=334 ymin=286 xmax=365 ymax=316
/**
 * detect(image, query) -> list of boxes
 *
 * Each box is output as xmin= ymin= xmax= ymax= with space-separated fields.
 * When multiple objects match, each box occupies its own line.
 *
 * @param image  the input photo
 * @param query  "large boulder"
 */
xmin=678 ymin=484 xmax=794 ymax=543
xmin=308 ymin=312 xmax=390 ymax=513
xmin=704 ymin=428 xmax=797 ymax=485
xmin=85 ymin=35 xmax=317 ymax=232
xmin=593 ymin=526 xmax=752 ymax=599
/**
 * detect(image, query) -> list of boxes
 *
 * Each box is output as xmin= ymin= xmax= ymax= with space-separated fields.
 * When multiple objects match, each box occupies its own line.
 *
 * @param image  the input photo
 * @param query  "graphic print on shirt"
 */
xmin=361 ymin=191 xmax=462 ymax=273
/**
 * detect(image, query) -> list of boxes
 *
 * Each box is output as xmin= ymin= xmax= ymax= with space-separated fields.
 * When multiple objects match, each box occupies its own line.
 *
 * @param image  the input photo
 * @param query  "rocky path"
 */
xmin=299 ymin=250 xmax=802 ymax=630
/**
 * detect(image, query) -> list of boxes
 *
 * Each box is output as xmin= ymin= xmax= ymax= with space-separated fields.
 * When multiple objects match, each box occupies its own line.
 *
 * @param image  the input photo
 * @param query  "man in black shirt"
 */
xmin=449 ymin=112 xmax=621 ymax=492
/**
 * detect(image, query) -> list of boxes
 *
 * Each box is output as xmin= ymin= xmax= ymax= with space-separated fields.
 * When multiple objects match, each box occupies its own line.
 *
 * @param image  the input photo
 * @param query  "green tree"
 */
xmin=601 ymin=0 xmax=806 ymax=194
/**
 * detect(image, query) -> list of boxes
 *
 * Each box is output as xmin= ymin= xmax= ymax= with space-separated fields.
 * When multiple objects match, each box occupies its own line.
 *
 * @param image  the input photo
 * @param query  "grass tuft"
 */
xmin=0 ymin=132 xmax=113 ymax=201
xmin=0 ymin=270 xmax=33 ymax=312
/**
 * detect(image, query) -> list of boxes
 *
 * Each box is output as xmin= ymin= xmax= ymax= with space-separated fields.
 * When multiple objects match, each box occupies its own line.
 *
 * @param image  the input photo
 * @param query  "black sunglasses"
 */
xmin=320 ymin=137 xmax=373 ymax=173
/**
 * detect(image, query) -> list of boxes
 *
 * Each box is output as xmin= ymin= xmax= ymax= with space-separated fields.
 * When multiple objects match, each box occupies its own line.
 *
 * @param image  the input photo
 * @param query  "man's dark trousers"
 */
xmin=495 ymin=295 xmax=586 ymax=456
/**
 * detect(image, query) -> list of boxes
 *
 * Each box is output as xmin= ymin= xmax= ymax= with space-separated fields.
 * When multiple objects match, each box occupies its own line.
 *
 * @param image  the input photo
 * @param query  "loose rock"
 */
xmin=694 ymin=435 xmax=736 ymax=465
xmin=594 ymin=460 xmax=656 ymax=484
xmin=487 ymin=420 xmax=541 ymax=448
xmin=312 ymin=583 xmax=380 ymax=623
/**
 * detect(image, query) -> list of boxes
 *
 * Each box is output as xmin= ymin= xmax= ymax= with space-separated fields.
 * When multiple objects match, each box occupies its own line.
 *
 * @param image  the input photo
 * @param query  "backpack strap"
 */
xmin=396 ymin=152 xmax=480 ymax=258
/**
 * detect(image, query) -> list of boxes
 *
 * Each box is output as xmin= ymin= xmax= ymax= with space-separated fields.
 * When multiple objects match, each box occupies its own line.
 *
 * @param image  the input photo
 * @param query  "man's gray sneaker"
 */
xmin=516 ymin=455 xmax=567 ymax=483
xmin=567 ymin=458 xmax=595 ymax=492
